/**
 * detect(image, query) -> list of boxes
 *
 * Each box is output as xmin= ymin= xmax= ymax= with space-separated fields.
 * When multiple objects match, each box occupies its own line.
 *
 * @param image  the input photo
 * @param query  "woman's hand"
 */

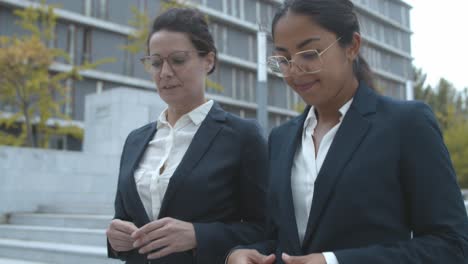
xmin=227 ymin=249 xmax=276 ymax=264
xmin=106 ymin=219 xmax=138 ymax=252
xmin=282 ymin=253 xmax=326 ymax=264
xmin=132 ymin=217 xmax=197 ymax=259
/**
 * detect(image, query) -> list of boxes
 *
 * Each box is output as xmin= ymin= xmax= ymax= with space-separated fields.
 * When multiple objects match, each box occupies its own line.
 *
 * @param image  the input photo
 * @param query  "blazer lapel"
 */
xmin=275 ymin=109 xmax=309 ymax=254
xmin=158 ymin=103 xmax=226 ymax=218
xmin=302 ymin=83 xmax=377 ymax=249
xmin=125 ymin=123 xmax=157 ymax=225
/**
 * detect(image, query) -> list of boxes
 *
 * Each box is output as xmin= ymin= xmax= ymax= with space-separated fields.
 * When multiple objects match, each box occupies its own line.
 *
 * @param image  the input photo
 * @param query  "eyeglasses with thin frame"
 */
xmin=267 ymin=37 xmax=342 ymax=77
xmin=140 ymin=50 xmax=206 ymax=75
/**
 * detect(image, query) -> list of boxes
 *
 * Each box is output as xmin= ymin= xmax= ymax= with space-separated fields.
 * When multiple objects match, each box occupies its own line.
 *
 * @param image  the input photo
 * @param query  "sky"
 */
xmin=407 ymin=0 xmax=468 ymax=91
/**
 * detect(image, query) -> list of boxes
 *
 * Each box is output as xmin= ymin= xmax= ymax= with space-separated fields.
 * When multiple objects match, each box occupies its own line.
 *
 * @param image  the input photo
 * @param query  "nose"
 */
xmin=158 ymin=59 xmax=174 ymax=78
xmin=288 ymin=60 xmax=303 ymax=77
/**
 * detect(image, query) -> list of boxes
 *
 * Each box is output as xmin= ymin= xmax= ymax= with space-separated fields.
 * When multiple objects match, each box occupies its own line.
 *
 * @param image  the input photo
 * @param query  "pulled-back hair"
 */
xmin=147 ymin=8 xmax=217 ymax=74
xmin=272 ymin=0 xmax=374 ymax=87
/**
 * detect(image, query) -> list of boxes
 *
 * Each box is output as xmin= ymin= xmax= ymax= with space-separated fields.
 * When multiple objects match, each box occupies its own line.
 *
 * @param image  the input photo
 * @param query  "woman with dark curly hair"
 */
xmin=106 ymin=8 xmax=268 ymax=264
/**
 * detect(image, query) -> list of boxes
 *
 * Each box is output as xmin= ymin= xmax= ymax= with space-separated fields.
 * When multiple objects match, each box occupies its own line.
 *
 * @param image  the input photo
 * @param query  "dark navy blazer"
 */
xmin=250 ymin=82 xmax=468 ymax=263
xmin=108 ymin=102 xmax=268 ymax=264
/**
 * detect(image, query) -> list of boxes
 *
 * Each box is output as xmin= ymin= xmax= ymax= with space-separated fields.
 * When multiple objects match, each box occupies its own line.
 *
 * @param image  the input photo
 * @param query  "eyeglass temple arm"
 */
xmin=318 ymin=37 xmax=342 ymax=56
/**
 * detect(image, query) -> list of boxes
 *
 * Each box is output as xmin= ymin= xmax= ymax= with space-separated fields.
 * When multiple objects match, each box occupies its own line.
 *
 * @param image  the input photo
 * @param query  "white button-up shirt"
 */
xmin=133 ymin=100 xmax=214 ymax=221
xmin=291 ymin=99 xmax=353 ymax=264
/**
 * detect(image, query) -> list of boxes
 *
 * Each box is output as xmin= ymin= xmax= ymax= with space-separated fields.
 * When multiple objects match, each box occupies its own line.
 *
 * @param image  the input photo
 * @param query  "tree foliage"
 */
xmin=120 ymin=5 xmax=150 ymax=55
xmin=413 ymin=67 xmax=468 ymax=188
xmin=0 ymin=1 xmax=111 ymax=148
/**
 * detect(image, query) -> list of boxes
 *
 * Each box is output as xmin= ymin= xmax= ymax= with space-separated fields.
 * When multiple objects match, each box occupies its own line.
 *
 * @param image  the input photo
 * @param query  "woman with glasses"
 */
xmin=106 ymin=8 xmax=268 ymax=264
xmin=228 ymin=0 xmax=468 ymax=263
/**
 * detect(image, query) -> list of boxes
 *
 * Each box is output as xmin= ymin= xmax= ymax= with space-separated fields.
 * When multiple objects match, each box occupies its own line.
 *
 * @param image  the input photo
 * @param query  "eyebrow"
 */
xmin=149 ymin=49 xmax=188 ymax=57
xmin=274 ymin=36 xmax=321 ymax=52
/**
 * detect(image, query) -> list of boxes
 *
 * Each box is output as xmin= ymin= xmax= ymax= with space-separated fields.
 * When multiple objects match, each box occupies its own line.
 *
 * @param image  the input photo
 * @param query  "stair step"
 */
xmin=37 ymin=204 xmax=114 ymax=215
xmin=0 ymin=258 xmax=48 ymax=264
xmin=9 ymin=213 xmax=112 ymax=229
xmin=0 ymin=225 xmax=105 ymax=246
xmin=0 ymin=239 xmax=121 ymax=264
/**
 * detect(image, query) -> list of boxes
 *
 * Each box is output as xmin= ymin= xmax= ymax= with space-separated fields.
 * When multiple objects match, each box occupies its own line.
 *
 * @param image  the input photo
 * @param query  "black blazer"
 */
xmin=108 ymin=102 xmax=268 ymax=264
xmin=249 ymin=82 xmax=468 ymax=263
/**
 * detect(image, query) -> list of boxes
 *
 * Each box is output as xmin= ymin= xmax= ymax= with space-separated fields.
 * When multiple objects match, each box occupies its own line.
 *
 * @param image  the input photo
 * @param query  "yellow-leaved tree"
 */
xmin=443 ymin=105 xmax=468 ymax=188
xmin=0 ymin=1 xmax=113 ymax=148
xmin=413 ymin=67 xmax=468 ymax=188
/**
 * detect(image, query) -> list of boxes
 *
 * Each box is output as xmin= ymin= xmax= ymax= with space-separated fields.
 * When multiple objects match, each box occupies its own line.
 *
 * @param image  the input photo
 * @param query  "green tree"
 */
xmin=444 ymin=107 xmax=468 ymax=188
xmin=413 ymin=67 xmax=468 ymax=188
xmin=0 ymin=1 xmax=111 ymax=148
xmin=120 ymin=5 xmax=150 ymax=56
xmin=413 ymin=66 xmax=433 ymax=102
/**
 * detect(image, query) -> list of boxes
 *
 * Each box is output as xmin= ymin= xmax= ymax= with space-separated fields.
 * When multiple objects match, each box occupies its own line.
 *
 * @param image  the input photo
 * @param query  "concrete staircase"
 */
xmin=0 ymin=207 xmax=122 ymax=264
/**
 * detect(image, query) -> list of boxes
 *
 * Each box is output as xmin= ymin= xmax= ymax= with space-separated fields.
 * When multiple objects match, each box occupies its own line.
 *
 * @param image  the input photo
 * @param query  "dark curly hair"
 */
xmin=146 ymin=8 xmax=217 ymax=74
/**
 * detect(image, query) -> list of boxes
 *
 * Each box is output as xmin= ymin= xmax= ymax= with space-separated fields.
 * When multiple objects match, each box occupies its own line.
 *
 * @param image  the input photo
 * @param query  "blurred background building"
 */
xmin=3 ymin=3 xmax=466 ymax=264
xmin=0 ymin=0 xmax=413 ymax=149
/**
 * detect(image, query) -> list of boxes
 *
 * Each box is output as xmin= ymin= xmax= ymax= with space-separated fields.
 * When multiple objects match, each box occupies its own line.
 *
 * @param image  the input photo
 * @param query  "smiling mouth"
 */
xmin=161 ymin=84 xmax=179 ymax=90
xmin=294 ymin=80 xmax=319 ymax=92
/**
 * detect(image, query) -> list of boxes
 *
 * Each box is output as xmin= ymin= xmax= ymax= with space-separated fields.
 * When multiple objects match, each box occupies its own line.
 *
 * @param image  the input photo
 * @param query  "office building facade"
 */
xmin=0 ymin=0 xmax=412 ymax=149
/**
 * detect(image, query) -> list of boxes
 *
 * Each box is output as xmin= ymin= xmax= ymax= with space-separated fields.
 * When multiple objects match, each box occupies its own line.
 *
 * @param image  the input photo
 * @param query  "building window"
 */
xmin=239 ymin=0 xmax=245 ymax=20
xmin=138 ymin=0 xmax=147 ymax=13
xmin=82 ymin=27 xmax=92 ymax=64
xmin=231 ymin=68 xmax=237 ymax=98
xmin=230 ymin=0 xmax=237 ymax=18
xmin=124 ymin=43 xmax=134 ymax=76
xmin=98 ymin=0 xmax=109 ymax=20
xmin=256 ymin=1 xmax=261 ymax=24
xmin=248 ymin=72 xmax=254 ymax=102
xmin=222 ymin=0 xmax=228 ymax=13
xmin=84 ymin=0 xmax=108 ymax=19
xmin=222 ymin=26 xmax=228 ymax=54
xmin=238 ymin=70 xmax=245 ymax=101
xmin=248 ymin=35 xmax=254 ymax=61
xmin=66 ymin=25 xmax=76 ymax=65
xmin=84 ymin=0 xmax=91 ymax=17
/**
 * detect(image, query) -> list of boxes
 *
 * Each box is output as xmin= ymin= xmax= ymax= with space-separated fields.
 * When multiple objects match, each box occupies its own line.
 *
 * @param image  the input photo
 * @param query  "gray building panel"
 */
xmin=45 ymin=0 xmax=83 ymax=15
xmin=135 ymin=54 xmax=147 ymax=79
xmin=54 ymin=22 xmax=70 ymax=64
xmin=244 ymin=0 xmax=258 ymax=24
xmin=73 ymin=25 xmax=85 ymax=65
xmin=361 ymin=44 xmax=411 ymax=79
xmin=0 ymin=0 xmax=413 ymax=144
xmin=73 ymin=78 xmax=97 ymax=121
xmin=355 ymin=0 xmax=410 ymax=28
xmin=218 ymin=63 xmax=234 ymax=98
xmin=269 ymin=78 xmax=288 ymax=109
xmin=258 ymin=1 xmax=275 ymax=28
xmin=0 ymin=6 xmax=26 ymax=36
xmin=226 ymin=27 xmax=252 ymax=61
xmin=92 ymin=28 xmax=127 ymax=74
xmin=206 ymin=0 xmax=223 ymax=12
xmin=357 ymin=12 xmax=411 ymax=53
xmin=107 ymin=0 xmax=133 ymax=25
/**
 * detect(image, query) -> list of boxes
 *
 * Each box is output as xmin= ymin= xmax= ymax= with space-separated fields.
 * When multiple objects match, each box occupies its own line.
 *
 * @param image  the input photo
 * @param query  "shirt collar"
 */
xmin=303 ymin=97 xmax=354 ymax=131
xmin=157 ymin=100 xmax=214 ymax=128
xmin=338 ymin=98 xmax=353 ymax=121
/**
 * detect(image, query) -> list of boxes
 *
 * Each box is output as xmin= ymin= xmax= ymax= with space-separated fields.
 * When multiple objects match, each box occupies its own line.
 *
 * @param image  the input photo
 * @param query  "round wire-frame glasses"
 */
xmin=140 ymin=50 xmax=206 ymax=75
xmin=267 ymin=37 xmax=342 ymax=77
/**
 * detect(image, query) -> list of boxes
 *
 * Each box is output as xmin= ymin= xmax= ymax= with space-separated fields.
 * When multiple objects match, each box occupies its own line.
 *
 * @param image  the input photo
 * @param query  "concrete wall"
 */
xmin=83 ymin=87 xmax=165 ymax=156
xmin=0 ymin=87 xmax=166 ymax=216
xmin=0 ymin=146 xmax=119 ymax=215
